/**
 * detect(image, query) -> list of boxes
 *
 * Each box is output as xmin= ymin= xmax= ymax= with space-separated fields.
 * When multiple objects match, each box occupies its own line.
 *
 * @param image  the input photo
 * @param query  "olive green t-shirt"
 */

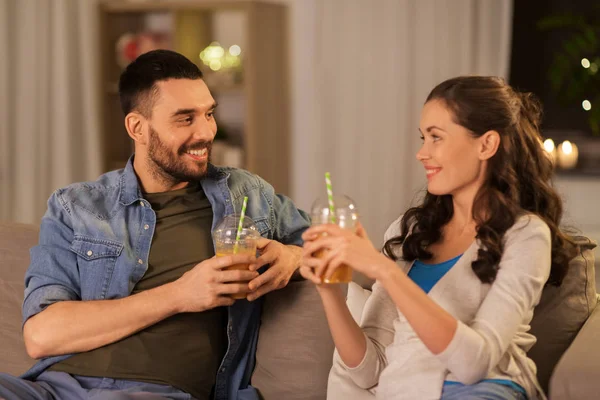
xmin=50 ymin=182 xmax=226 ymax=400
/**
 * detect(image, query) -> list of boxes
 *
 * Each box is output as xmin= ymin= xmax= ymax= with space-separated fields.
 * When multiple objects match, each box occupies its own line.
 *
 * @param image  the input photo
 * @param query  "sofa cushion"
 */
xmin=0 ymin=222 xmax=38 ymax=375
xmin=529 ymin=235 xmax=597 ymax=393
xmin=252 ymin=280 xmax=347 ymax=400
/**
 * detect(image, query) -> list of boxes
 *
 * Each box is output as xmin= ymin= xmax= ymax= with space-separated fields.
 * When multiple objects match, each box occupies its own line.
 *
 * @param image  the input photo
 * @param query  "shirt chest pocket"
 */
xmin=70 ymin=236 xmax=124 ymax=300
xmin=253 ymin=218 xmax=270 ymax=238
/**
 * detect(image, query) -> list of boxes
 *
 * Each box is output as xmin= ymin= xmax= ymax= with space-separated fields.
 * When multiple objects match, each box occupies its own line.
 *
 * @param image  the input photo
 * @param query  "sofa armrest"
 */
xmin=549 ymin=297 xmax=600 ymax=400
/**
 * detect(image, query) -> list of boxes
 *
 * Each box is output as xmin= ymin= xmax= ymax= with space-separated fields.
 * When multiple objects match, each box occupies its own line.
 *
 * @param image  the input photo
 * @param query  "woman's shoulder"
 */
xmin=506 ymin=213 xmax=551 ymax=241
xmin=383 ymin=215 xmax=405 ymax=242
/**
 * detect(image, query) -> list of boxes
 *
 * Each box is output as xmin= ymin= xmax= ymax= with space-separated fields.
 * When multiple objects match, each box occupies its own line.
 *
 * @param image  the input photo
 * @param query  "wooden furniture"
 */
xmin=99 ymin=0 xmax=291 ymax=194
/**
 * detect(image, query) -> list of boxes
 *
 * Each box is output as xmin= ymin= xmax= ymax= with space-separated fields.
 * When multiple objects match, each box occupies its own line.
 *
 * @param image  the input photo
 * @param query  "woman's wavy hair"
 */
xmin=383 ymin=76 xmax=578 ymax=286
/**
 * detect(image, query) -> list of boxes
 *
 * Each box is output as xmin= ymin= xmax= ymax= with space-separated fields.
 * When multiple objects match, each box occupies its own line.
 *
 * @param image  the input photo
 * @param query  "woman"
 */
xmin=300 ymin=76 xmax=577 ymax=400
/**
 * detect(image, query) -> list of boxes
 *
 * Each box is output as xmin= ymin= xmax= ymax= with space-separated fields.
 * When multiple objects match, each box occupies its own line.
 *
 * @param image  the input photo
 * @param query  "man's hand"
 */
xmin=173 ymin=254 xmax=259 ymax=312
xmin=23 ymin=253 xmax=259 ymax=359
xmin=246 ymin=238 xmax=302 ymax=301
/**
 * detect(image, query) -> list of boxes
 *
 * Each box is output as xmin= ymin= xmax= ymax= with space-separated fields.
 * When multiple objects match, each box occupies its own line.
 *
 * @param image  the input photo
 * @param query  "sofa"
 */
xmin=1 ymin=221 xmax=599 ymax=399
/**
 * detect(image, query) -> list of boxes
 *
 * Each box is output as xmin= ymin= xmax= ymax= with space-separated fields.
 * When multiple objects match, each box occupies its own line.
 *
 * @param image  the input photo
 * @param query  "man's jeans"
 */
xmin=0 ymin=371 xmax=196 ymax=400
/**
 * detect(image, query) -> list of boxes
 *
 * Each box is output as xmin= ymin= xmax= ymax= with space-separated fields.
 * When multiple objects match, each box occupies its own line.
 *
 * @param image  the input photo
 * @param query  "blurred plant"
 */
xmin=538 ymin=8 xmax=600 ymax=135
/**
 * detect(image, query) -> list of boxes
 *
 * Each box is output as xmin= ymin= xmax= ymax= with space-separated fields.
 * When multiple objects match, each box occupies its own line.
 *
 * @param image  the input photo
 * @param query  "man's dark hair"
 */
xmin=118 ymin=49 xmax=203 ymax=117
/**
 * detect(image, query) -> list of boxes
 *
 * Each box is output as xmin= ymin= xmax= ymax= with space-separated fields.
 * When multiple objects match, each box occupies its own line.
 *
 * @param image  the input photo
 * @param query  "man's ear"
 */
xmin=125 ymin=112 xmax=148 ymax=146
xmin=478 ymin=130 xmax=500 ymax=161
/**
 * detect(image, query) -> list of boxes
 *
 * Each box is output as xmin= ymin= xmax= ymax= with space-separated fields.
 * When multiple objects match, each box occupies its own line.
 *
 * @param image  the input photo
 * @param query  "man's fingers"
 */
xmin=256 ymin=237 xmax=272 ymax=249
xmin=217 ymin=282 xmax=252 ymax=295
xmin=216 ymin=269 xmax=259 ymax=283
xmin=247 ymin=281 xmax=281 ymax=301
xmin=214 ymin=296 xmax=236 ymax=307
xmin=209 ymin=254 xmax=256 ymax=270
xmin=248 ymin=267 xmax=279 ymax=291
xmin=249 ymin=253 xmax=276 ymax=272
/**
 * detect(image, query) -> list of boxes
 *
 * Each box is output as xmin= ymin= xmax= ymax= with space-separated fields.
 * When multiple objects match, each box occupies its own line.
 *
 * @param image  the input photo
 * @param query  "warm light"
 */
xmin=229 ymin=45 xmax=241 ymax=56
xmin=222 ymin=54 xmax=239 ymax=68
xmin=200 ymin=42 xmax=225 ymax=66
xmin=543 ymin=138 xmax=555 ymax=153
xmin=209 ymin=60 xmax=222 ymax=71
xmin=582 ymin=58 xmax=591 ymax=68
xmin=207 ymin=42 xmax=225 ymax=58
xmin=557 ymin=140 xmax=579 ymax=169
xmin=583 ymin=100 xmax=592 ymax=111
xmin=590 ymin=63 xmax=598 ymax=74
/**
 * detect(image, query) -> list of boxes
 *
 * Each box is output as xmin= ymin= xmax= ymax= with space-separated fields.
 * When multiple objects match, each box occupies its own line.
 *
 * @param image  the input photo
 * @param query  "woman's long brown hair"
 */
xmin=384 ymin=76 xmax=578 ymax=285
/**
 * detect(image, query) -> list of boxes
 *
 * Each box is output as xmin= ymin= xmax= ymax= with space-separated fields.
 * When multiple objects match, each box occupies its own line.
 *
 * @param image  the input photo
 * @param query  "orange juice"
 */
xmin=215 ymin=242 xmax=257 ymax=299
xmin=313 ymin=248 xmax=352 ymax=283
xmin=213 ymin=214 xmax=260 ymax=300
xmin=310 ymin=194 xmax=359 ymax=284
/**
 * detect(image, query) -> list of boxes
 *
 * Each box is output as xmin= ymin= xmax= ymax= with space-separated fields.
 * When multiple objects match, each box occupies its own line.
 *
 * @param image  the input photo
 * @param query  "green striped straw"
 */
xmin=325 ymin=172 xmax=337 ymax=224
xmin=233 ymin=196 xmax=249 ymax=254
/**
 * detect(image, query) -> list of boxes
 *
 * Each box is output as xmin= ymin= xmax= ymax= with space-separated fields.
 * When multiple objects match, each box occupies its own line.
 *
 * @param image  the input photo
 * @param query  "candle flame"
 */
xmin=562 ymin=141 xmax=573 ymax=155
xmin=543 ymin=139 xmax=555 ymax=153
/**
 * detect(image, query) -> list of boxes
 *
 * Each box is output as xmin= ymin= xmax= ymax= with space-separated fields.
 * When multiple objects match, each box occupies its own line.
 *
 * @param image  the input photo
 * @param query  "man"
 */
xmin=0 ymin=50 xmax=310 ymax=400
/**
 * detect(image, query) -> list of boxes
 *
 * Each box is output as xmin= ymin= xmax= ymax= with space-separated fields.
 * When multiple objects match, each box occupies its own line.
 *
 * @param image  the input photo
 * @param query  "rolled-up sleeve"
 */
xmin=264 ymin=178 xmax=310 ymax=246
xmin=22 ymin=190 xmax=80 ymax=325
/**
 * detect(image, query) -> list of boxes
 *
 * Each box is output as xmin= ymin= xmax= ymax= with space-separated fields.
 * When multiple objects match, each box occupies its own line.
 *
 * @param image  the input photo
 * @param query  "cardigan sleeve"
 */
xmin=435 ymin=215 xmax=552 ymax=384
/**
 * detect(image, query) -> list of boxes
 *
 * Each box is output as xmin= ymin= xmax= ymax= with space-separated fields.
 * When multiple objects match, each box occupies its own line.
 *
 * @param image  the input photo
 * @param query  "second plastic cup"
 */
xmin=213 ymin=215 xmax=260 ymax=299
xmin=310 ymin=195 xmax=359 ymax=284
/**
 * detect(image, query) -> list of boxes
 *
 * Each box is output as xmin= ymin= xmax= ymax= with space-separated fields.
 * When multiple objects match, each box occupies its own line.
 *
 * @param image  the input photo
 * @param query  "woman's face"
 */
xmin=417 ymin=100 xmax=487 ymax=198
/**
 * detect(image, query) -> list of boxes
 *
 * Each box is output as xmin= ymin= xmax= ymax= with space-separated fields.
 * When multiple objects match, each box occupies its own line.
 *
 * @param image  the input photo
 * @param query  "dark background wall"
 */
xmin=509 ymin=0 xmax=598 ymax=137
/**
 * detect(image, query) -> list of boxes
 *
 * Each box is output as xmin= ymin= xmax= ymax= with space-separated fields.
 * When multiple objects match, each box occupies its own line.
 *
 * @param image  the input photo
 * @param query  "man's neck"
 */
xmin=133 ymin=155 xmax=189 ymax=193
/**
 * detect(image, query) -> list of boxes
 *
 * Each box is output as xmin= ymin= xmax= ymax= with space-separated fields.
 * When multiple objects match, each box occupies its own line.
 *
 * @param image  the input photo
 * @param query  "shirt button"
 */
xmin=144 ymin=224 xmax=149 ymax=230
xmin=87 ymin=250 xmax=93 ymax=256
xmin=139 ymin=201 xmax=145 ymax=207
xmin=138 ymin=259 xmax=143 ymax=264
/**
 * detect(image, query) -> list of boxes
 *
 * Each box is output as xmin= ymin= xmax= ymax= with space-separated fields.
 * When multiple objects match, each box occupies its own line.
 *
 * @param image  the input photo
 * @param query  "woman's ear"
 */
xmin=478 ymin=130 xmax=500 ymax=161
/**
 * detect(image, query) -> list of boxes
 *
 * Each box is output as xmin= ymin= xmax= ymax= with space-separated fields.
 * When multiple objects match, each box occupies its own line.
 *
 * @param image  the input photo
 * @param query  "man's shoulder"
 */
xmin=218 ymin=166 xmax=274 ymax=195
xmin=52 ymin=169 xmax=125 ymax=216
xmin=57 ymin=169 xmax=123 ymax=199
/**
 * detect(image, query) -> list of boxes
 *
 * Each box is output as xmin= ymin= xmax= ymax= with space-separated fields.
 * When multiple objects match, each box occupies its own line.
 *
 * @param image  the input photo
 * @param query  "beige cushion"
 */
xmin=529 ymin=235 xmax=597 ymax=393
xmin=0 ymin=222 xmax=38 ymax=375
xmin=252 ymin=280 xmax=347 ymax=400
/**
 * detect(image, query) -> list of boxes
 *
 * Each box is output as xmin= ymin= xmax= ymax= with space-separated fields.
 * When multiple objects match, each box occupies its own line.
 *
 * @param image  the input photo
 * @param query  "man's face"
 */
xmin=144 ymin=78 xmax=218 ymax=182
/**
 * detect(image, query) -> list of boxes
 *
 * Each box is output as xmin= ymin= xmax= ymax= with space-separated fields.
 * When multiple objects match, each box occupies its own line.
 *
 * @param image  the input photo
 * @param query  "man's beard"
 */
xmin=146 ymin=125 xmax=212 ymax=184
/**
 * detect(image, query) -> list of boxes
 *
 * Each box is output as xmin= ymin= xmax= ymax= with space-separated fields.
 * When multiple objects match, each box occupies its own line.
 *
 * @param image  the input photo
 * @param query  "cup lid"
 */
xmin=310 ymin=194 xmax=359 ymax=226
xmin=214 ymin=215 xmax=259 ymax=238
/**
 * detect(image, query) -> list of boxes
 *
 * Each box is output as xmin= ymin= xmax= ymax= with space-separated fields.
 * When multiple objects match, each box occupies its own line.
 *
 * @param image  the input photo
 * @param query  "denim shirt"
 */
xmin=21 ymin=158 xmax=310 ymax=400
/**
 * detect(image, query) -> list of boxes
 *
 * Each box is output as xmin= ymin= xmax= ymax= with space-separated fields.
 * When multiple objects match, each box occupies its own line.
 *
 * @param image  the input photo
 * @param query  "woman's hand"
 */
xmin=300 ymin=222 xmax=395 ymax=282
